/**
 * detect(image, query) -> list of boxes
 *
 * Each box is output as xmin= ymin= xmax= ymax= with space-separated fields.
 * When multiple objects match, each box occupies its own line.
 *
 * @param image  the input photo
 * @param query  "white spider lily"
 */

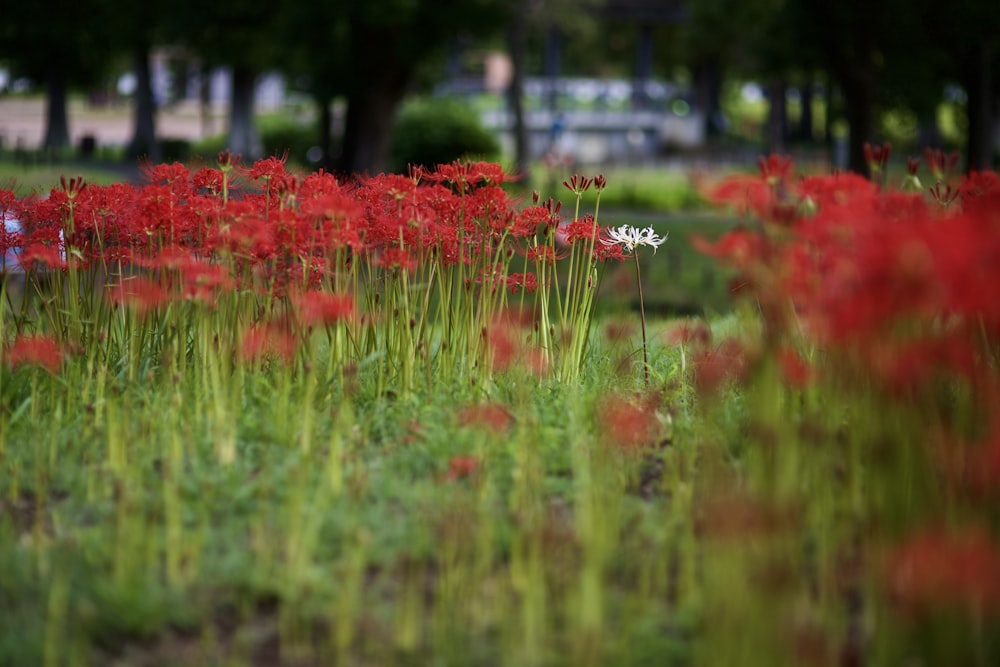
xmin=600 ymin=225 xmax=668 ymax=254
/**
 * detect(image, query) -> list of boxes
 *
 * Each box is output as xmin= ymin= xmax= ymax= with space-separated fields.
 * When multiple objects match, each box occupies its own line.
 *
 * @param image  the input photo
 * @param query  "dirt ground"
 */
xmin=0 ymin=96 xmax=227 ymax=151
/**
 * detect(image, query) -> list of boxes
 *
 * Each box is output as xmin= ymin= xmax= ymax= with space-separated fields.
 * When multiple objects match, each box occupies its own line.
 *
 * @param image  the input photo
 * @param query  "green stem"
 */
xmin=634 ymin=252 xmax=649 ymax=386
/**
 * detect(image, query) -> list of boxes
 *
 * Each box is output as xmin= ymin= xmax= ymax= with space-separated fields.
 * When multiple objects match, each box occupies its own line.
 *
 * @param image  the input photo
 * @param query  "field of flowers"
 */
xmin=0 ymin=150 xmax=997 ymax=666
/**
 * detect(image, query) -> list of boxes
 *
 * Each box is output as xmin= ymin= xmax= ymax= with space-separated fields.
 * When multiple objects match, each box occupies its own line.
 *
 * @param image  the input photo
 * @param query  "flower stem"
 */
xmin=633 ymin=252 xmax=649 ymax=386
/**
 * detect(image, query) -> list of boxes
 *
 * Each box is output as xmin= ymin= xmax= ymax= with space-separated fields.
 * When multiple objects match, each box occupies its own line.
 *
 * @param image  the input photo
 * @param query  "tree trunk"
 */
xmin=544 ymin=27 xmax=561 ymax=113
xmin=317 ymin=96 xmax=334 ymax=170
xmin=127 ymin=42 xmax=159 ymax=162
xmin=796 ymin=80 xmax=814 ymax=143
xmin=841 ymin=71 xmax=877 ymax=177
xmin=43 ymin=73 xmax=71 ymax=151
xmin=693 ymin=58 xmax=723 ymax=138
xmin=964 ymin=41 xmax=994 ymax=173
xmin=335 ymin=24 xmax=410 ymax=176
xmin=765 ymin=78 xmax=787 ymax=154
xmin=507 ymin=7 xmax=530 ymax=181
xmin=338 ymin=80 xmax=404 ymax=176
xmin=228 ymin=66 xmax=262 ymax=160
xmin=633 ymin=24 xmax=653 ymax=111
xmin=200 ymin=65 xmax=214 ymax=139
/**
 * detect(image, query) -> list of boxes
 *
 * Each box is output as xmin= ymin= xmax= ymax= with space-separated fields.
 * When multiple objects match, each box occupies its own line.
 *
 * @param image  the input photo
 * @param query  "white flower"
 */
xmin=600 ymin=225 xmax=668 ymax=254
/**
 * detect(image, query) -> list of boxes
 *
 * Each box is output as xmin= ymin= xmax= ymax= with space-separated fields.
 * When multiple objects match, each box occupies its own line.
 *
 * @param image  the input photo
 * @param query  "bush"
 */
xmin=390 ymin=97 xmax=500 ymax=172
xmin=190 ymin=115 xmax=316 ymax=167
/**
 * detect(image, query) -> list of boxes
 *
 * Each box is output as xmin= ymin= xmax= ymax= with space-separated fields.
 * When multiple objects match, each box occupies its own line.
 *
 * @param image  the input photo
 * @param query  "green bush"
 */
xmin=190 ymin=115 xmax=316 ymax=167
xmin=390 ymin=97 xmax=500 ymax=172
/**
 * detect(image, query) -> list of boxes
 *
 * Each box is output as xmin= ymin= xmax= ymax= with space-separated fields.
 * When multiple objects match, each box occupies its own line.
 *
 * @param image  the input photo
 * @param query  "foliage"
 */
xmin=2 ymin=155 xmax=999 ymax=666
xmin=191 ymin=115 xmax=317 ymax=167
xmin=390 ymin=98 xmax=501 ymax=172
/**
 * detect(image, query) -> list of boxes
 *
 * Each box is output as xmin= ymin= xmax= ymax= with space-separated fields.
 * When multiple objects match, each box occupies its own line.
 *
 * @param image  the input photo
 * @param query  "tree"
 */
xmin=102 ymin=0 xmax=168 ymax=162
xmin=0 ymin=0 xmax=117 ymax=151
xmin=167 ymin=0 xmax=281 ymax=159
xmin=279 ymin=0 xmax=511 ymax=175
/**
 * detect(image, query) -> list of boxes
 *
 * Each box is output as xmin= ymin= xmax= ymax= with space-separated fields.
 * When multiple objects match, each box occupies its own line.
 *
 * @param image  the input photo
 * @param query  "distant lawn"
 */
xmin=0 ymin=159 xmax=127 ymax=196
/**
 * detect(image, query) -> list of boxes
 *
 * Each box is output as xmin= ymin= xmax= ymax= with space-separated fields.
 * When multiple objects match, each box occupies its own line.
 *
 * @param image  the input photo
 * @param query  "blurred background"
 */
xmin=0 ymin=0 xmax=997 ymax=180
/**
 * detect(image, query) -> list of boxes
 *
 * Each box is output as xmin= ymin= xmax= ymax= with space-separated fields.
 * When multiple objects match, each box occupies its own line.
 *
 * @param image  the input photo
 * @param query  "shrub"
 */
xmin=190 ymin=115 xmax=316 ymax=166
xmin=390 ymin=97 xmax=500 ymax=172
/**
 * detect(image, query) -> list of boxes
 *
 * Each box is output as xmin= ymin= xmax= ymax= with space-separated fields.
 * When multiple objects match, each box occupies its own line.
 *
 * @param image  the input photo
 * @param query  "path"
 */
xmin=0 ymin=96 xmax=226 ymax=151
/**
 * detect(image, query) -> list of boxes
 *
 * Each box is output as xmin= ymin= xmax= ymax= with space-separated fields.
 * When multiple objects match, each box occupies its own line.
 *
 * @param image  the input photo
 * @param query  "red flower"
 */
xmin=192 ymin=167 xmax=224 ymax=193
xmin=20 ymin=242 xmax=66 ymax=271
xmin=559 ymin=215 xmax=601 ymax=245
xmin=109 ymin=276 xmax=171 ymax=315
xmin=293 ymin=291 xmax=354 ymax=327
xmin=457 ymin=403 xmax=514 ymax=433
xmin=239 ymin=323 xmax=298 ymax=365
xmin=887 ymin=525 xmax=1000 ymax=616
xmin=690 ymin=338 xmax=752 ymax=396
xmin=595 ymin=393 xmax=661 ymax=450
xmin=378 ymin=247 xmax=417 ymax=271
xmin=444 ymin=455 xmax=479 ymax=482
xmin=506 ymin=272 xmax=538 ymax=295
xmin=6 ymin=335 xmax=64 ymax=373
xmin=757 ymin=153 xmax=793 ymax=184
xmin=777 ymin=346 xmax=813 ymax=388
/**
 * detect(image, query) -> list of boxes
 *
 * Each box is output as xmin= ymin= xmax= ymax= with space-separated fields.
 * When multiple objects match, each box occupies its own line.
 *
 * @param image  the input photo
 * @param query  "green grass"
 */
xmin=525 ymin=165 xmax=707 ymax=214
xmin=0 ymin=310 xmax=704 ymax=666
xmin=0 ymin=159 xmax=127 ymax=197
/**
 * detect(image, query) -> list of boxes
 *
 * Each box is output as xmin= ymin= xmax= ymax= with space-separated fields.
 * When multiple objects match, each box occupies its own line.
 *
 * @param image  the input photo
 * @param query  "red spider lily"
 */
xmin=239 ymin=322 xmax=298 ymax=365
xmin=757 ymin=154 xmax=793 ymax=185
xmin=526 ymin=244 xmax=562 ymax=265
xmin=443 ymin=455 xmax=479 ymax=482
xmin=595 ymin=393 xmax=661 ymax=450
xmin=560 ymin=215 xmax=600 ymax=245
xmin=177 ymin=260 xmax=235 ymax=303
xmin=958 ymin=170 xmax=1000 ymax=200
xmin=247 ymin=156 xmax=288 ymax=182
xmin=664 ymin=319 xmax=712 ymax=347
xmin=598 ymin=319 xmax=632 ymax=344
xmin=563 ymin=174 xmax=594 ymax=195
xmin=485 ymin=322 xmax=518 ymax=371
xmin=708 ymin=174 xmax=775 ymax=218
xmin=456 ymin=402 xmax=514 ymax=432
xmin=6 ymin=334 xmax=64 ymax=373
xmin=690 ymin=338 xmax=753 ymax=397
xmin=20 ymin=242 xmax=66 ymax=271
xmin=142 ymin=161 xmax=190 ymax=186
xmin=862 ymin=141 xmax=891 ymax=172
xmin=464 ymin=161 xmax=511 ymax=186
xmin=933 ymin=421 xmax=1000 ymax=497
xmin=696 ymin=491 xmax=801 ymax=540
xmin=109 ymin=276 xmax=171 ymax=315
xmin=777 ymin=346 xmax=814 ymax=388
xmin=700 ymin=156 xmax=1000 ymax=409
xmin=593 ymin=236 xmax=627 ymax=263
xmin=886 ymin=525 xmax=1000 ymax=616
xmin=292 ymin=290 xmax=354 ymax=327
xmin=514 ymin=205 xmax=555 ymax=236
xmin=422 ymin=161 xmax=507 ymax=193
xmin=929 ymin=182 xmax=960 ymax=208
xmin=206 ymin=210 xmax=276 ymax=260
xmin=378 ymin=247 xmax=418 ymax=271
xmin=506 ymin=272 xmax=538 ymax=295
xmin=924 ymin=147 xmax=960 ymax=182
xmin=192 ymin=167 xmax=224 ymax=194
xmin=299 ymin=189 xmax=365 ymax=225
xmin=133 ymin=183 xmax=198 ymax=243
xmin=247 ymin=156 xmax=298 ymax=205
